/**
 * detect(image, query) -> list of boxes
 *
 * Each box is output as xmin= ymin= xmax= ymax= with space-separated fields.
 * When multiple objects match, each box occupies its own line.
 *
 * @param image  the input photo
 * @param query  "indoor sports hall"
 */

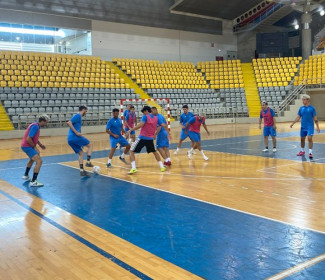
xmin=0 ymin=1 xmax=325 ymax=279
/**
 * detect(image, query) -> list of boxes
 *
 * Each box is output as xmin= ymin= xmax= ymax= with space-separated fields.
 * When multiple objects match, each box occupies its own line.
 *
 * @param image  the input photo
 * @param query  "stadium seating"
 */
xmin=114 ymin=58 xmax=208 ymax=89
xmin=253 ymin=57 xmax=301 ymax=108
xmin=294 ymin=54 xmax=325 ymax=86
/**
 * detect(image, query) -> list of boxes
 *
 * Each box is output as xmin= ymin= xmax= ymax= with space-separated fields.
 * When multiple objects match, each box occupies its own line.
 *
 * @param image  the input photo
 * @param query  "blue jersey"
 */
xmin=298 ymin=106 xmax=316 ymax=128
xmin=106 ymin=117 xmax=123 ymax=136
xmin=180 ymin=112 xmax=194 ymax=127
xmin=68 ymin=113 xmax=82 ymax=140
xmin=157 ymin=113 xmax=168 ymax=136
xmin=123 ymin=109 xmax=129 ymax=118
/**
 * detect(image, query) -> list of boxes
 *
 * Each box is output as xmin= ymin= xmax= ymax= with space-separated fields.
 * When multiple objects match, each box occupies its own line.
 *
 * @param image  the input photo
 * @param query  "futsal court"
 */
xmin=0 ymin=122 xmax=325 ymax=280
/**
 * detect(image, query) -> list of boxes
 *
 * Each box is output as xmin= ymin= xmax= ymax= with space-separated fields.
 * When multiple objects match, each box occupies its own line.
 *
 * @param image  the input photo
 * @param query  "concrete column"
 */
xmin=301 ymin=9 xmax=312 ymax=59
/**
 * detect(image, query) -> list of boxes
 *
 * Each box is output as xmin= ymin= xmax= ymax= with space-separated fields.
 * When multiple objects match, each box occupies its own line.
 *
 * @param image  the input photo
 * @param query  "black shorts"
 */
xmin=131 ymin=138 xmax=156 ymax=153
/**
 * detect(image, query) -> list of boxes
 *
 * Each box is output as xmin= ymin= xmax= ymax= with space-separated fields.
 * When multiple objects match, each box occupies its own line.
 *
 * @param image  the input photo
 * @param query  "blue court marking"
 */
xmin=0 ymin=188 xmax=152 ymax=280
xmin=1 ymin=163 xmax=325 ymax=280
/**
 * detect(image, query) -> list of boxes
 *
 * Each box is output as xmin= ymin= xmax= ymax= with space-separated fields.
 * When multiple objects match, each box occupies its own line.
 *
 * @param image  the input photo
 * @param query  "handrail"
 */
xmin=276 ymin=83 xmax=305 ymax=116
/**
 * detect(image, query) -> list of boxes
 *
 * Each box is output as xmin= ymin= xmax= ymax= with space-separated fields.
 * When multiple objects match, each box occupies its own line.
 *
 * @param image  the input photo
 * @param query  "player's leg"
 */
xmin=174 ymin=129 xmax=187 ymax=154
xmin=119 ymin=136 xmax=130 ymax=162
xmin=23 ymin=158 xmax=34 ymax=181
xmin=158 ymin=147 xmax=167 ymax=162
xmin=152 ymin=151 xmax=166 ymax=172
xmin=307 ymin=135 xmax=313 ymax=158
xmin=107 ymin=147 xmax=116 ymax=167
xmin=271 ymin=136 xmax=277 ymax=152
xmin=297 ymin=130 xmax=307 ymax=156
xmin=29 ymin=153 xmax=44 ymax=186
xmin=164 ymin=147 xmax=171 ymax=165
xmin=196 ymin=135 xmax=208 ymax=161
xmin=128 ymin=139 xmax=143 ymax=174
xmin=130 ymin=130 xmax=136 ymax=143
xmin=262 ymin=127 xmax=270 ymax=152
xmin=85 ymin=141 xmax=93 ymax=167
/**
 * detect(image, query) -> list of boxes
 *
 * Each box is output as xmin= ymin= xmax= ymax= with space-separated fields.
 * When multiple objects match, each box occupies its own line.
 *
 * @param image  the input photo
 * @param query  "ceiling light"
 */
xmin=0 ymin=26 xmax=65 ymax=37
xmin=320 ymin=10 xmax=325 ymax=16
xmin=294 ymin=24 xmax=299 ymax=30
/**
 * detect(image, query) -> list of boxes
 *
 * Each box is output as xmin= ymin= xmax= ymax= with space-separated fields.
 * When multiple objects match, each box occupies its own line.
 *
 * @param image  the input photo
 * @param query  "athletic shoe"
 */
xmin=85 ymin=161 xmax=94 ymax=167
xmin=297 ymin=151 xmax=305 ymax=156
xmin=161 ymin=167 xmax=166 ymax=172
xmin=203 ymin=156 xmax=209 ymax=161
xmin=22 ymin=175 xmax=31 ymax=181
xmin=80 ymin=170 xmax=91 ymax=176
xmin=174 ymin=149 xmax=179 ymax=155
xmin=106 ymin=163 xmax=112 ymax=168
xmin=273 ymin=148 xmax=277 ymax=152
xmin=309 ymin=153 xmax=313 ymax=159
xmin=119 ymin=156 xmax=126 ymax=162
xmin=187 ymin=150 xmax=192 ymax=159
xmin=164 ymin=161 xmax=171 ymax=166
xmin=128 ymin=168 xmax=138 ymax=175
xmin=191 ymin=149 xmax=197 ymax=155
xmin=29 ymin=180 xmax=44 ymax=187
xmin=262 ymin=148 xmax=269 ymax=152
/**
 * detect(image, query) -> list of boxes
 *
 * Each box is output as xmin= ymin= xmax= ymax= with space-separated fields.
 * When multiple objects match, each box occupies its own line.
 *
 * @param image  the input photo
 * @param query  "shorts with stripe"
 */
xmin=131 ymin=138 xmax=156 ymax=153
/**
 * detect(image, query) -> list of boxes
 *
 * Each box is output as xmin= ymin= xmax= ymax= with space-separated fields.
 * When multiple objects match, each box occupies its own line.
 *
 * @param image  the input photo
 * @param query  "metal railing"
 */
xmin=276 ymin=83 xmax=305 ymax=116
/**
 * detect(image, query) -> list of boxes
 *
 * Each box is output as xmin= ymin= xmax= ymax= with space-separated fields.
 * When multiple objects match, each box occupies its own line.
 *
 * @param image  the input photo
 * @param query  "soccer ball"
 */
xmin=93 ymin=166 xmax=101 ymax=174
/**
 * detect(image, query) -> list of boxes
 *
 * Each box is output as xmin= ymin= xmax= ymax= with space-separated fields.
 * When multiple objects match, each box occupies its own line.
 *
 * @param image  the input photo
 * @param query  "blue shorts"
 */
xmin=68 ymin=136 xmax=90 ymax=153
xmin=188 ymin=131 xmax=201 ymax=143
xmin=21 ymin=146 xmax=38 ymax=159
xmin=180 ymin=129 xmax=189 ymax=140
xmin=156 ymin=133 xmax=169 ymax=148
xmin=300 ymin=127 xmax=314 ymax=137
xmin=125 ymin=127 xmax=135 ymax=135
xmin=110 ymin=135 xmax=129 ymax=149
xmin=263 ymin=126 xmax=276 ymax=137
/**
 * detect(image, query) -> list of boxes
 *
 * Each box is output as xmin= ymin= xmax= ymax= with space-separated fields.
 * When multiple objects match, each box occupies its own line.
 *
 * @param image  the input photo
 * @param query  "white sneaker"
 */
xmin=29 ymin=180 xmax=44 ymax=187
xmin=191 ymin=149 xmax=196 ymax=155
xmin=187 ymin=150 xmax=192 ymax=159
xmin=273 ymin=148 xmax=277 ymax=152
xmin=203 ymin=155 xmax=209 ymax=161
xmin=174 ymin=149 xmax=179 ymax=155
xmin=262 ymin=148 xmax=269 ymax=152
xmin=22 ymin=175 xmax=31 ymax=181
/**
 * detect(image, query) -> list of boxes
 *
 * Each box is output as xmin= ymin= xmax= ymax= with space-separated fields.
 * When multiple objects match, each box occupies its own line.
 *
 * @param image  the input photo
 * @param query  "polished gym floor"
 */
xmin=0 ymin=123 xmax=325 ymax=280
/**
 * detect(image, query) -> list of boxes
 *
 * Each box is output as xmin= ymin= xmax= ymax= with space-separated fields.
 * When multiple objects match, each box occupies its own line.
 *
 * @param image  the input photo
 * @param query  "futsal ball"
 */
xmin=93 ymin=166 xmax=101 ymax=174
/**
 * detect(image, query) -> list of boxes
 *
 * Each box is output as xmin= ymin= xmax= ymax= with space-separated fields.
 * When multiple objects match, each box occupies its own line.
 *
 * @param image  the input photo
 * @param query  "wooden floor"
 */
xmin=1 ymin=122 xmax=325 ymax=279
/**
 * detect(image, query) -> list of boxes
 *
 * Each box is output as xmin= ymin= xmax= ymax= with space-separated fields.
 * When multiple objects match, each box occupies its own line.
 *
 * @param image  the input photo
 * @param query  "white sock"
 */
xmin=166 ymin=157 xmax=170 ymax=162
xmin=309 ymin=149 xmax=312 ymax=154
xmin=190 ymin=148 xmax=193 ymax=152
xmin=120 ymin=153 xmax=125 ymax=159
xmin=301 ymin=148 xmax=305 ymax=152
xmin=200 ymin=150 xmax=205 ymax=156
xmin=158 ymin=161 xmax=164 ymax=168
xmin=107 ymin=158 xmax=111 ymax=164
xmin=131 ymin=161 xmax=136 ymax=169
xmin=176 ymin=147 xmax=179 ymax=151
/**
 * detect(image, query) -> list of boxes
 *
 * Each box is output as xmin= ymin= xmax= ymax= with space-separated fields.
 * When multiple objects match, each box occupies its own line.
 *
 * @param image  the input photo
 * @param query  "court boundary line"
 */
xmin=265 ymin=253 xmax=325 ymax=280
xmin=58 ymin=162 xmax=325 ymax=235
xmin=0 ymin=188 xmax=152 ymax=280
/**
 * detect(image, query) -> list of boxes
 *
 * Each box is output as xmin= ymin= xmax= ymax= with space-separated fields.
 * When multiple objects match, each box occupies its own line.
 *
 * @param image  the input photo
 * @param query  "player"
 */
xmin=185 ymin=112 xmax=210 ymax=161
xmin=125 ymin=106 xmax=169 ymax=174
xmin=174 ymin=105 xmax=194 ymax=154
xmin=21 ymin=115 xmax=50 ymax=187
xmin=259 ymin=101 xmax=277 ymax=152
xmin=123 ymin=104 xmax=131 ymax=119
xmin=290 ymin=94 xmax=320 ymax=159
xmin=152 ymin=107 xmax=171 ymax=166
xmin=124 ymin=105 xmax=137 ymax=143
xmin=106 ymin=108 xmax=131 ymax=167
xmin=67 ymin=105 xmax=94 ymax=176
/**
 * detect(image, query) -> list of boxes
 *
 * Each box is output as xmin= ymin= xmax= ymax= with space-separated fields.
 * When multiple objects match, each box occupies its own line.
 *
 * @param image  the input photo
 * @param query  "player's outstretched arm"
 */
xmin=290 ymin=116 xmax=301 ymax=128
xmin=203 ymin=124 xmax=210 ymax=136
xmin=258 ymin=118 xmax=262 ymax=129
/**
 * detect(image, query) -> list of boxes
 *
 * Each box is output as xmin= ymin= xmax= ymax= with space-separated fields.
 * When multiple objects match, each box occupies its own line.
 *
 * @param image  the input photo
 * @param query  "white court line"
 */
xmin=58 ymin=162 xmax=325 ymax=235
xmin=90 ymin=160 xmax=324 ymax=181
xmin=265 ymin=253 xmax=325 ymax=280
xmin=0 ymin=162 xmax=57 ymax=171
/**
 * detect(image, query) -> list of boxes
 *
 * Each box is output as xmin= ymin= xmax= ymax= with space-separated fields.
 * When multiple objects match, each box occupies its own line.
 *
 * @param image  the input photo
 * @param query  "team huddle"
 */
xmin=20 ymin=94 xmax=320 ymax=187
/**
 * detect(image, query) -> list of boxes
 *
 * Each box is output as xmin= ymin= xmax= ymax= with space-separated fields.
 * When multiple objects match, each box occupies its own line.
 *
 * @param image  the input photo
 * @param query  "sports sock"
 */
xmin=24 ymin=167 xmax=31 ymax=176
xmin=309 ymin=149 xmax=312 ymax=154
xmin=300 ymin=148 xmax=305 ymax=152
xmin=80 ymin=163 xmax=84 ymax=171
xmin=87 ymin=155 xmax=91 ymax=162
xmin=131 ymin=161 xmax=136 ymax=169
xmin=158 ymin=161 xmax=164 ymax=168
xmin=31 ymin=173 xmax=38 ymax=182
xmin=120 ymin=153 xmax=125 ymax=159
xmin=107 ymin=159 xmax=111 ymax=164
xmin=166 ymin=157 xmax=170 ymax=162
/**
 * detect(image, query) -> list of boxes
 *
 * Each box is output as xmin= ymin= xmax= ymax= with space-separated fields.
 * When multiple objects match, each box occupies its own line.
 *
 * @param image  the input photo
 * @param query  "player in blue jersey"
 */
xmin=174 ymin=105 xmax=195 ymax=155
xmin=106 ymin=108 xmax=131 ymax=167
xmin=152 ymin=107 xmax=172 ymax=166
xmin=67 ymin=105 xmax=93 ymax=176
xmin=290 ymin=95 xmax=320 ymax=159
